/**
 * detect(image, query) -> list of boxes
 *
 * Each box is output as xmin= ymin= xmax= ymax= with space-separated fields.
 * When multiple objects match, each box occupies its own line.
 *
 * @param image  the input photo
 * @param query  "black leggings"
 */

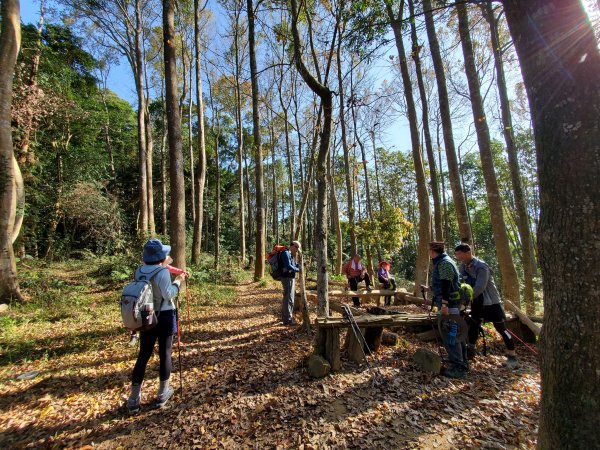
xmin=131 ymin=310 xmax=176 ymax=384
xmin=349 ymin=274 xmax=371 ymax=306
xmin=466 ymin=315 xmax=515 ymax=351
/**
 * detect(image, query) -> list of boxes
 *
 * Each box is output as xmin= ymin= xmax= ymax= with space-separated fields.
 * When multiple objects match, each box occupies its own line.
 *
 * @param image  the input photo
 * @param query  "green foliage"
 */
xmin=354 ymin=205 xmax=412 ymax=257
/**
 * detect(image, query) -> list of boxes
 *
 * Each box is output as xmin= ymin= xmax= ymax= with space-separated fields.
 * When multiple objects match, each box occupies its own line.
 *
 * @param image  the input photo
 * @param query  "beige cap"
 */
xmin=291 ymin=240 xmax=302 ymax=251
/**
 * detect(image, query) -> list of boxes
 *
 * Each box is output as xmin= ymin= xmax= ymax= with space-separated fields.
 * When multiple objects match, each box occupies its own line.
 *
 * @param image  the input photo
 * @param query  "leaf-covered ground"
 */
xmin=0 ymin=264 xmax=540 ymax=449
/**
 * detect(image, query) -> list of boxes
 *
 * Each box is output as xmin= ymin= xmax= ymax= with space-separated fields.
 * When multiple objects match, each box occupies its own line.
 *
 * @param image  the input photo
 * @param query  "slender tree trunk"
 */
xmin=422 ymin=0 xmax=471 ymax=244
xmin=192 ymin=0 xmax=207 ymax=264
xmin=328 ymin=151 xmax=342 ymax=274
xmin=370 ymin=130 xmax=384 ymax=209
xmin=456 ymin=3 xmax=520 ymax=306
xmin=143 ymin=40 xmax=155 ymax=237
xmin=270 ymin=123 xmax=278 ymax=243
xmin=188 ymin=91 xmax=195 ymax=225
xmin=482 ymin=2 xmax=537 ymax=314
xmin=163 ymin=0 xmax=186 ymax=269
xmin=247 ymin=0 xmax=265 ymax=280
xmin=278 ymin=76 xmax=296 ymax=242
xmin=387 ymin=0 xmax=431 ymax=295
xmin=160 ymin=88 xmax=168 ymax=234
xmin=0 ymin=0 xmax=23 ymax=303
xmin=134 ymin=0 xmax=148 ymax=236
xmin=290 ymin=0 xmax=333 ymax=317
xmin=408 ymin=0 xmax=442 ymax=241
xmin=336 ymin=29 xmax=357 ymax=256
xmin=234 ymin=6 xmax=246 ymax=264
xmin=214 ymin=130 xmax=221 ymax=269
xmin=503 ymin=1 xmax=600 ymax=447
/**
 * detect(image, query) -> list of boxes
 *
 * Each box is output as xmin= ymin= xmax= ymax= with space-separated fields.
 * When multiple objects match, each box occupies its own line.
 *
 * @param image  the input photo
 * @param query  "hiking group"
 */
xmin=121 ymin=237 xmax=518 ymax=414
xmin=422 ymin=241 xmax=519 ymax=379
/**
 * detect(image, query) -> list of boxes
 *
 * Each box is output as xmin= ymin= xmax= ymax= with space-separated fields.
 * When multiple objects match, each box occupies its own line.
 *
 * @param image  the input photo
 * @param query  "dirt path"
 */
xmin=0 ymin=280 xmax=540 ymax=449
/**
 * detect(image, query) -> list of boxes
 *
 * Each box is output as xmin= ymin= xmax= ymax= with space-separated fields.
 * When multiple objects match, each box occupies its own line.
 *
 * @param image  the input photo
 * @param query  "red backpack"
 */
xmin=266 ymin=245 xmax=287 ymax=280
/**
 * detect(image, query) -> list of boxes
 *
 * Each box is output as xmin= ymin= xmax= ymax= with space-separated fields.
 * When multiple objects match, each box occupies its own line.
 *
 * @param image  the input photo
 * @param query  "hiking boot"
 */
xmin=128 ymin=334 xmax=139 ymax=347
xmin=441 ymin=366 xmax=467 ymax=379
xmin=504 ymin=354 xmax=520 ymax=369
xmin=126 ymin=396 xmax=141 ymax=415
xmin=155 ymin=386 xmax=175 ymax=408
xmin=466 ymin=344 xmax=478 ymax=360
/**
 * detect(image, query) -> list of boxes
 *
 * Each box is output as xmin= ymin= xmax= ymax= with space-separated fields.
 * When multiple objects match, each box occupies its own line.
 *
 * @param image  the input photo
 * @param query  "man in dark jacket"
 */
xmin=422 ymin=241 xmax=468 ymax=379
xmin=280 ymin=241 xmax=301 ymax=325
xmin=454 ymin=244 xmax=519 ymax=369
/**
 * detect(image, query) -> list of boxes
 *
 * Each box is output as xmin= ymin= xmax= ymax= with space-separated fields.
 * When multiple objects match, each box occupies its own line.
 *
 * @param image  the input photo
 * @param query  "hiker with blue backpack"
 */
xmin=454 ymin=244 xmax=519 ymax=369
xmin=123 ymin=239 xmax=187 ymax=414
xmin=278 ymin=241 xmax=301 ymax=326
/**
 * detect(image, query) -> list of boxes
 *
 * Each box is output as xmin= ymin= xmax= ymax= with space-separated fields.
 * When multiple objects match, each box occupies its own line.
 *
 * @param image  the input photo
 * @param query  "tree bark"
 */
xmin=192 ymin=0 xmax=207 ymax=264
xmin=422 ymin=0 xmax=471 ymax=244
xmin=482 ymin=2 xmax=537 ymax=315
xmin=503 ymin=1 xmax=600 ymax=447
xmin=163 ymin=0 xmax=186 ymax=269
xmin=408 ymin=0 xmax=442 ymax=241
xmin=134 ymin=0 xmax=148 ymax=236
xmin=456 ymin=3 xmax=520 ymax=307
xmin=336 ymin=31 xmax=357 ymax=257
xmin=290 ymin=0 xmax=333 ymax=317
xmin=0 ymin=0 xmax=23 ymax=303
xmin=387 ymin=0 xmax=431 ymax=296
xmin=247 ymin=0 xmax=265 ymax=280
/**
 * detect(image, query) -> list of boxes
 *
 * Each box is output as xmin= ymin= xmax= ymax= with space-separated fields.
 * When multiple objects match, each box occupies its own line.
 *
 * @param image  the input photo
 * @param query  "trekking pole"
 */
xmin=175 ymin=294 xmax=184 ymax=397
xmin=420 ymin=287 xmax=445 ymax=361
xmin=341 ymin=305 xmax=383 ymax=384
xmin=185 ymin=275 xmax=191 ymax=334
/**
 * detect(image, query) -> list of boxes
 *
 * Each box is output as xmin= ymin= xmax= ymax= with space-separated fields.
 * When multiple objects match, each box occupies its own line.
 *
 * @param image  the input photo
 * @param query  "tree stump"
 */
xmin=381 ymin=330 xmax=399 ymax=346
xmin=325 ymin=328 xmax=341 ymax=370
xmin=412 ymin=348 xmax=442 ymax=374
xmin=364 ymin=326 xmax=383 ymax=352
xmin=307 ymin=354 xmax=331 ymax=378
xmin=345 ymin=327 xmax=367 ymax=363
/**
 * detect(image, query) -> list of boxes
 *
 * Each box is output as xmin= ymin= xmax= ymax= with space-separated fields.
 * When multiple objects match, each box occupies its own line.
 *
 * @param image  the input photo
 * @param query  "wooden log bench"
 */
xmin=313 ymin=313 xmax=431 ymax=370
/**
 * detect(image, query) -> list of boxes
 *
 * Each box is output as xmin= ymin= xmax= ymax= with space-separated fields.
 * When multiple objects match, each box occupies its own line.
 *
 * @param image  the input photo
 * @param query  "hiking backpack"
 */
xmin=120 ymin=267 xmax=166 ymax=331
xmin=267 ymin=245 xmax=287 ymax=280
xmin=459 ymin=282 xmax=474 ymax=310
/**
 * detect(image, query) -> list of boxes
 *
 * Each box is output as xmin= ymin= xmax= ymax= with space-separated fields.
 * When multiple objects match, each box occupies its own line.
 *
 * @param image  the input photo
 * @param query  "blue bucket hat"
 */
xmin=142 ymin=239 xmax=171 ymax=263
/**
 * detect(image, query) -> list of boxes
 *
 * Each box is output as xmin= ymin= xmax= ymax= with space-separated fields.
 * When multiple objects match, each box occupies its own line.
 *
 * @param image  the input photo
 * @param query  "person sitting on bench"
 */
xmin=377 ymin=261 xmax=396 ymax=306
xmin=342 ymin=254 xmax=372 ymax=307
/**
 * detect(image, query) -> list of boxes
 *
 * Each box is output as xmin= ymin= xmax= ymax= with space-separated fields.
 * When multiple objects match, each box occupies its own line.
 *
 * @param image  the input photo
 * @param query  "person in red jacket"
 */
xmin=342 ymin=254 xmax=372 ymax=307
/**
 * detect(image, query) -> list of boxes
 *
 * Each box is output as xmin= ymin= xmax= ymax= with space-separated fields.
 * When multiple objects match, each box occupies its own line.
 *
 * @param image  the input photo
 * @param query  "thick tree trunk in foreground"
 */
xmin=247 ymin=0 xmax=265 ymax=280
xmin=0 ymin=0 xmax=23 ymax=303
xmin=422 ymin=0 xmax=471 ymax=244
xmin=163 ymin=0 xmax=186 ymax=269
xmin=482 ymin=2 xmax=537 ymax=315
xmin=387 ymin=1 xmax=431 ymax=295
xmin=456 ymin=3 xmax=520 ymax=307
xmin=503 ymin=1 xmax=600 ymax=447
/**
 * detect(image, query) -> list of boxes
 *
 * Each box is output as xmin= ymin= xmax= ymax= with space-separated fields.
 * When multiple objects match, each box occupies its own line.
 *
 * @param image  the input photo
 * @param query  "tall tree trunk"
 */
xmin=134 ymin=0 xmax=148 ymax=236
xmin=143 ymin=39 xmax=155 ymax=237
xmin=422 ymin=0 xmax=471 ymax=244
xmin=192 ymin=0 xmax=207 ymax=264
xmin=290 ymin=0 xmax=333 ymax=317
xmin=328 ymin=151 xmax=342 ymax=274
xmin=247 ymin=0 xmax=265 ymax=280
xmin=278 ymin=73 xmax=296 ymax=242
xmin=214 ymin=130 xmax=221 ymax=270
xmin=503 ymin=1 xmax=600 ymax=447
xmin=270 ymin=123 xmax=278 ymax=243
xmin=0 ymin=0 xmax=23 ymax=303
xmin=456 ymin=3 xmax=520 ymax=307
xmin=482 ymin=2 xmax=537 ymax=315
xmin=336 ymin=29 xmax=357 ymax=256
xmin=408 ymin=0 xmax=442 ymax=241
xmin=234 ymin=5 xmax=246 ymax=264
xmin=160 ymin=87 xmax=168 ymax=234
xmin=163 ymin=0 xmax=186 ymax=269
xmin=188 ymin=91 xmax=195 ymax=225
xmin=387 ymin=0 xmax=431 ymax=295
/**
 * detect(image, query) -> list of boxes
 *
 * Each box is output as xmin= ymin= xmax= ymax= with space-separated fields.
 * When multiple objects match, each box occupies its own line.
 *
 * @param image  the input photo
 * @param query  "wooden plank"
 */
xmin=504 ymin=299 xmax=541 ymax=337
xmin=307 ymin=289 xmax=400 ymax=297
xmin=315 ymin=314 xmax=431 ymax=329
xmin=325 ymin=328 xmax=341 ymax=370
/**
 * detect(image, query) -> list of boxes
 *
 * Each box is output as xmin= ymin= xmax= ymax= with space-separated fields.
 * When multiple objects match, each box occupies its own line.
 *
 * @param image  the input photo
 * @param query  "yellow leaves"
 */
xmin=39 ymin=404 xmax=54 ymax=419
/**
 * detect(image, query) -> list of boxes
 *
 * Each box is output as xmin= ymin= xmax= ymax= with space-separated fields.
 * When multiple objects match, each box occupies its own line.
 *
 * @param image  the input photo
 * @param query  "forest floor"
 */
xmin=0 ymin=261 xmax=540 ymax=449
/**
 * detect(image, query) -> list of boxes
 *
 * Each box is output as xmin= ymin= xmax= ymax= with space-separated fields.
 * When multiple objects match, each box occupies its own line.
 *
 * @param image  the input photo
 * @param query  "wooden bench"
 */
xmin=313 ymin=311 xmax=432 ymax=371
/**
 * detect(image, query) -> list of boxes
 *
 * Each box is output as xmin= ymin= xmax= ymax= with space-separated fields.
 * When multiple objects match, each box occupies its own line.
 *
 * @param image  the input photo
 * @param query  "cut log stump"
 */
xmin=381 ymin=330 xmax=399 ymax=346
xmin=412 ymin=348 xmax=442 ymax=374
xmin=307 ymin=354 xmax=331 ymax=378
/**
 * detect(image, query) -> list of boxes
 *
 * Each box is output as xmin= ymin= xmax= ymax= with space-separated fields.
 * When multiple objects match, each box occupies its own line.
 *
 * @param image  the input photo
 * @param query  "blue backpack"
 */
xmin=120 ymin=267 xmax=166 ymax=331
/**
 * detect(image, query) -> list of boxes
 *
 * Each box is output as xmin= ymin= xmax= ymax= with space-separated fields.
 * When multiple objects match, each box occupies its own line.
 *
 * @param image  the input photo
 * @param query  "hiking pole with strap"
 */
xmin=420 ymin=287 xmax=445 ymax=361
xmin=185 ymin=275 xmax=191 ymax=334
xmin=341 ymin=305 xmax=382 ymax=384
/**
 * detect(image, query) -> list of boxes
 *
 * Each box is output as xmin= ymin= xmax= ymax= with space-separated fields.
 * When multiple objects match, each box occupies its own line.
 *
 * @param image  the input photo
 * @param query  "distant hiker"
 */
xmin=454 ymin=244 xmax=519 ymax=369
xmin=342 ymin=254 xmax=372 ymax=307
xmin=280 ymin=241 xmax=301 ymax=326
xmin=128 ymin=255 xmax=189 ymax=347
xmin=126 ymin=239 xmax=187 ymax=414
xmin=377 ymin=261 xmax=396 ymax=306
xmin=421 ymin=241 xmax=468 ymax=379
